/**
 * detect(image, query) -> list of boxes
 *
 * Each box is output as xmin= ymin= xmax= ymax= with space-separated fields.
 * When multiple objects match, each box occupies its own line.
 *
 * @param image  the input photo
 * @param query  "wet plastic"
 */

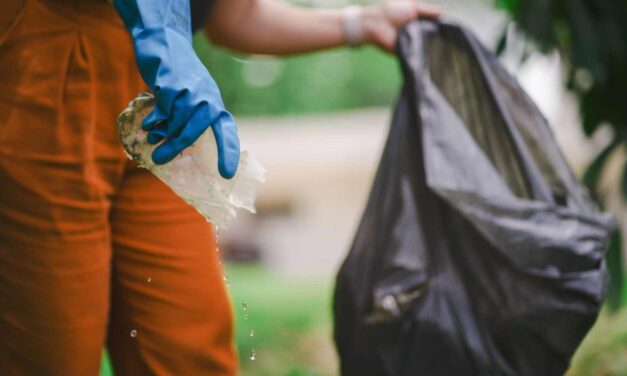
xmin=117 ymin=93 xmax=265 ymax=228
xmin=334 ymin=19 xmax=615 ymax=376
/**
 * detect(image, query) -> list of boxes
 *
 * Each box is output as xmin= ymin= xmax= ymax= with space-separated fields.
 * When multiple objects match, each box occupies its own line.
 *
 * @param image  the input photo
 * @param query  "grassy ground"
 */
xmin=226 ymin=265 xmax=336 ymax=376
xmin=567 ymin=308 xmax=627 ymax=376
xmin=100 ymin=266 xmax=627 ymax=376
xmin=100 ymin=264 xmax=336 ymax=376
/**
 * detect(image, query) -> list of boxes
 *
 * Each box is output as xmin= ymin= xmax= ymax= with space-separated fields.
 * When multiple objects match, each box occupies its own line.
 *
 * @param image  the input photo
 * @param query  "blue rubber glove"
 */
xmin=114 ymin=0 xmax=239 ymax=179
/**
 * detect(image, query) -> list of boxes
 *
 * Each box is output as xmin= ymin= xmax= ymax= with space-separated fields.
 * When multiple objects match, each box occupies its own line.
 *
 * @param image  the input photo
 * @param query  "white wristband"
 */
xmin=342 ymin=5 xmax=363 ymax=47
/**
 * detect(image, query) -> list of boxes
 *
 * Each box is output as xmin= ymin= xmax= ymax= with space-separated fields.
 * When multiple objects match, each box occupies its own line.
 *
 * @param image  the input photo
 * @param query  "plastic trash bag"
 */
xmin=117 ymin=93 xmax=265 ymax=229
xmin=334 ymin=19 xmax=615 ymax=376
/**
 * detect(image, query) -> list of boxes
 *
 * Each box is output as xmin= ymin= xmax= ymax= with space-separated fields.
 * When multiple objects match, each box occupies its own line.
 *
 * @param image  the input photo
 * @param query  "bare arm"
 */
xmin=205 ymin=0 xmax=440 ymax=55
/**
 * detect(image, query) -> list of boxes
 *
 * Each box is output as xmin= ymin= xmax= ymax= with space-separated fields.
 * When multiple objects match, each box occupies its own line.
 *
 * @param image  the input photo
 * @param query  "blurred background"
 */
xmin=101 ymin=0 xmax=627 ymax=374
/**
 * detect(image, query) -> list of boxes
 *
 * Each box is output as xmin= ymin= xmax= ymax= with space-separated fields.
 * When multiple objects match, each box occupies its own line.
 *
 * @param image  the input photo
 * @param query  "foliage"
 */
xmin=192 ymin=34 xmax=401 ymax=116
xmin=496 ymin=0 xmax=627 ymax=136
xmin=566 ymin=307 xmax=627 ymax=376
xmin=496 ymin=0 xmax=627 ymax=309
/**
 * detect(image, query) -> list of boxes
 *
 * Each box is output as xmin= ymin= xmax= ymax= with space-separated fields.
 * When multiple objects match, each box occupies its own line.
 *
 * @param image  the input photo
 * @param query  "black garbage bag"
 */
xmin=333 ymin=19 xmax=615 ymax=376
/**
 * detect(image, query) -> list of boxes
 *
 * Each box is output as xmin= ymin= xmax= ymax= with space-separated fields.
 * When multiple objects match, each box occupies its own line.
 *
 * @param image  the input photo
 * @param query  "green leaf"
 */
xmin=606 ymin=231 xmax=625 ymax=312
xmin=622 ymin=160 xmax=627 ymax=201
xmin=566 ymin=0 xmax=604 ymax=81
xmin=582 ymin=137 xmax=621 ymax=192
xmin=495 ymin=0 xmax=520 ymax=14
xmin=495 ymin=26 xmax=509 ymax=56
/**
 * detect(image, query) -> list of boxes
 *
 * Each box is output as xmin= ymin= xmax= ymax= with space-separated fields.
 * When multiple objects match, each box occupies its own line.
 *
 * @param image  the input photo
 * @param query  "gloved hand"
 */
xmin=114 ymin=0 xmax=239 ymax=179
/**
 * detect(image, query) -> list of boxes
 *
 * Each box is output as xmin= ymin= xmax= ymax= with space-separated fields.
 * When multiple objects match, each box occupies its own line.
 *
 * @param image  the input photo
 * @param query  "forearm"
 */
xmin=205 ymin=0 xmax=347 ymax=56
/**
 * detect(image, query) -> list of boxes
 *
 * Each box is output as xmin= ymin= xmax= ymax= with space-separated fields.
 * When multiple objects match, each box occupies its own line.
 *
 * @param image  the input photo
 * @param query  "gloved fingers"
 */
xmin=211 ymin=111 xmax=240 ymax=179
xmin=162 ymin=90 xmax=197 ymax=138
xmin=145 ymin=90 xmax=201 ymax=145
xmin=147 ymin=127 xmax=167 ymax=144
xmin=142 ymin=107 xmax=168 ymax=131
xmin=150 ymin=106 xmax=208 ymax=166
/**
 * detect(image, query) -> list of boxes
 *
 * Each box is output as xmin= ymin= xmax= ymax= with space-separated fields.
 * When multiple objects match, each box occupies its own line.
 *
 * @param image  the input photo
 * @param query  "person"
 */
xmin=0 ymin=0 xmax=439 ymax=374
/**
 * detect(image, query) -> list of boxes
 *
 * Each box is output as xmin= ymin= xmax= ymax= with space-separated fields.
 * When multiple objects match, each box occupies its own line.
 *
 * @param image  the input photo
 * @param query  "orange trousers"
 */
xmin=0 ymin=0 xmax=237 ymax=375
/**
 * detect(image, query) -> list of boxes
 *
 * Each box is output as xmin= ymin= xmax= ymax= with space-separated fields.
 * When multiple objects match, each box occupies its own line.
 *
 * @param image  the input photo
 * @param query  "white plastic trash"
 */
xmin=117 ymin=92 xmax=265 ymax=228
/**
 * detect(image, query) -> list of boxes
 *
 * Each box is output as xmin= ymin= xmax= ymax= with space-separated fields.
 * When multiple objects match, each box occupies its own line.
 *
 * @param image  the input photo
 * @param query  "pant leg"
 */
xmin=0 ymin=0 xmax=141 ymax=374
xmin=107 ymin=163 xmax=238 ymax=376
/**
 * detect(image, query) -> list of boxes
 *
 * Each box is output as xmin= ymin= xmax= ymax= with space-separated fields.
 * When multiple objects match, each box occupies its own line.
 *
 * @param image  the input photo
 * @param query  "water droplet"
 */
xmin=242 ymin=303 xmax=248 ymax=311
xmin=249 ymin=348 xmax=256 ymax=361
xmin=244 ymin=313 xmax=249 ymax=320
xmin=130 ymin=329 xmax=137 ymax=338
xmin=223 ymin=276 xmax=230 ymax=287
xmin=249 ymin=329 xmax=255 ymax=337
xmin=147 ymin=277 xmax=152 ymax=283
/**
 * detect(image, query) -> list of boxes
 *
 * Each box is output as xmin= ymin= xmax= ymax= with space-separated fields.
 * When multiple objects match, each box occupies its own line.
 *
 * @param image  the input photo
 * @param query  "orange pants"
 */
xmin=0 ymin=0 xmax=237 ymax=375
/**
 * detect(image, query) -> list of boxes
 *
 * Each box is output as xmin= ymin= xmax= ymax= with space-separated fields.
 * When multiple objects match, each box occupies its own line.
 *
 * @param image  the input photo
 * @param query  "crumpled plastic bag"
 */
xmin=334 ymin=19 xmax=614 ymax=376
xmin=117 ymin=92 xmax=265 ymax=228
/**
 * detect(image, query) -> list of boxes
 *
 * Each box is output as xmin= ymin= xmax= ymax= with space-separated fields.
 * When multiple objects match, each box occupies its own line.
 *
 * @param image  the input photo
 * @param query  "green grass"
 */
xmin=226 ymin=265 xmax=336 ymax=376
xmin=567 ymin=308 xmax=627 ymax=376
xmin=100 ymin=266 xmax=627 ymax=375
xmin=100 ymin=264 xmax=335 ymax=376
xmin=101 ymin=354 xmax=113 ymax=376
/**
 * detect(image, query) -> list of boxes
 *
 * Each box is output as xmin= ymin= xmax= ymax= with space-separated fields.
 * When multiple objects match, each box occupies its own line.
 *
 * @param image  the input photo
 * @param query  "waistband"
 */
xmin=0 ymin=0 xmax=126 ymax=40
xmin=41 ymin=0 xmax=124 ymax=30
